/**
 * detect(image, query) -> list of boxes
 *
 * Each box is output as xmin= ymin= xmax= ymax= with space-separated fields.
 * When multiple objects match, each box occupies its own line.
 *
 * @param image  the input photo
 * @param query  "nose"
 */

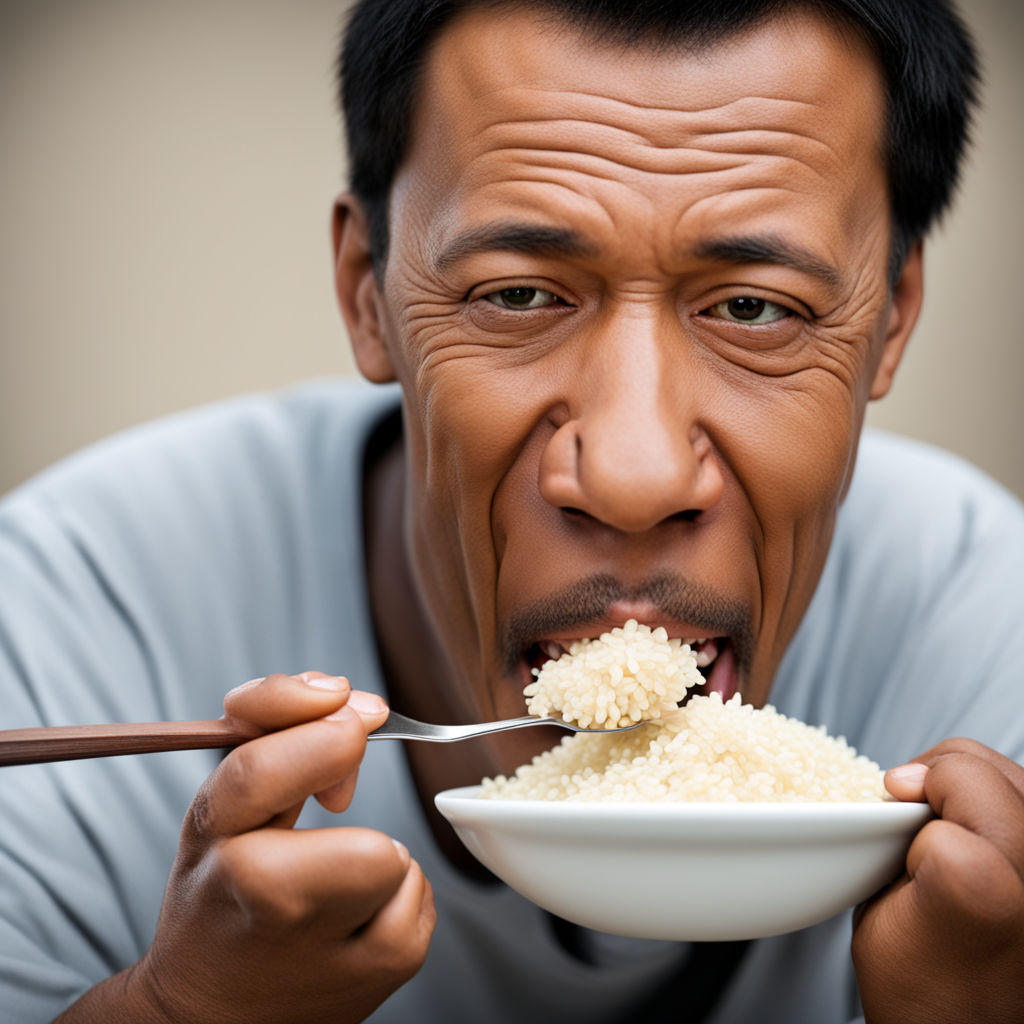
xmin=538 ymin=313 xmax=723 ymax=533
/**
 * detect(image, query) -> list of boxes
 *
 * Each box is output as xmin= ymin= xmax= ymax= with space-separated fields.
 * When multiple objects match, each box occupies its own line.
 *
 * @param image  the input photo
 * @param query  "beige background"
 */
xmin=2 ymin=0 xmax=1021 ymax=498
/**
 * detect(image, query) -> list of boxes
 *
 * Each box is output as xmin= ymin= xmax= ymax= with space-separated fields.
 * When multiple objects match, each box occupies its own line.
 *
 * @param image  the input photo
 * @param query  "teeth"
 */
xmin=693 ymin=638 xmax=720 ymax=668
xmin=535 ymin=636 xmax=722 ymax=667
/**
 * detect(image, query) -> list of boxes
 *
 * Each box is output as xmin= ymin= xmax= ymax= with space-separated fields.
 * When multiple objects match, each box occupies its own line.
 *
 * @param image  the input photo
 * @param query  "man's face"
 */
xmin=343 ymin=7 xmax=918 ymax=773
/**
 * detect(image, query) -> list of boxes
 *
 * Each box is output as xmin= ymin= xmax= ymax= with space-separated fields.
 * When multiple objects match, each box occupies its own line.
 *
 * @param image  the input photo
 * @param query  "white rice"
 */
xmin=523 ymin=620 xmax=704 ymax=728
xmin=484 ymin=693 xmax=887 ymax=802
xmin=489 ymin=620 xmax=886 ymax=802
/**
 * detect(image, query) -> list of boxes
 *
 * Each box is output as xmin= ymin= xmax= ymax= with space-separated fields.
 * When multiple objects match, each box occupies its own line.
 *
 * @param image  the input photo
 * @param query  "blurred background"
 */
xmin=1 ymin=0 xmax=1021 ymax=498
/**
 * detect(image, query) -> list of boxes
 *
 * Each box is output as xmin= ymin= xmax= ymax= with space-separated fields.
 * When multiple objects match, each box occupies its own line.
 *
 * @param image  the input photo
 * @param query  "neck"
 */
xmin=361 ymin=417 xmax=496 ymax=877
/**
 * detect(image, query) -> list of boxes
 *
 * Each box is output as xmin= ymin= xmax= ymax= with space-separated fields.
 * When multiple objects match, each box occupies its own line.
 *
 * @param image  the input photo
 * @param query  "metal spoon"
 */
xmin=0 ymin=711 xmax=640 ymax=766
xmin=371 ymin=710 xmax=640 ymax=742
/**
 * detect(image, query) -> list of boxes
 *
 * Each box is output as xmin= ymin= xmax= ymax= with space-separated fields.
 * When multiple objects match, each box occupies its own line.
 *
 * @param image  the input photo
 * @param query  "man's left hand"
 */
xmin=852 ymin=738 xmax=1024 ymax=1024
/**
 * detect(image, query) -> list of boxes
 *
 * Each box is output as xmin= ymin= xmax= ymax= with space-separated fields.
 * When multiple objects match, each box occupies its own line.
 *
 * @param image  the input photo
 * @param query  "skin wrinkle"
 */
xmin=397 ymin=313 xmax=533 ymax=721
xmin=454 ymin=82 xmax=848 ymax=175
xmin=458 ymin=70 xmax=833 ymax=129
xmin=442 ymin=156 xmax=856 ymax=299
xmin=460 ymin=69 xmax=851 ymax=137
xmin=472 ymin=86 xmax=822 ymax=119
xmin=474 ymin=116 xmax=838 ymax=158
xmin=409 ymin=300 xmax=577 ymax=372
xmin=473 ymin=139 xmax=832 ymax=187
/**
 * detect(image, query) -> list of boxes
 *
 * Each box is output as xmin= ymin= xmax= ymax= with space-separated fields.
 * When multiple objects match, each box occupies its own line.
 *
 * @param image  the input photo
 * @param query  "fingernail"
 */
xmin=887 ymin=763 xmax=928 ymax=782
xmin=301 ymin=673 xmax=348 ymax=691
xmin=392 ymin=838 xmax=410 ymax=864
xmin=346 ymin=690 xmax=387 ymax=715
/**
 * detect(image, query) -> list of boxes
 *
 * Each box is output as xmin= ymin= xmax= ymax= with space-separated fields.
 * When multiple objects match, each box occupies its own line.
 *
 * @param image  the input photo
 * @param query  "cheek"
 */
xmin=715 ymin=324 xmax=870 ymax=508
xmin=759 ymin=386 xmax=856 ymax=506
xmin=413 ymin=364 xmax=538 ymax=514
xmin=401 ymin=308 xmax=574 ymax=502
xmin=400 ymin=335 xmax=562 ymax=642
xmin=715 ymin=361 xmax=864 ymax=662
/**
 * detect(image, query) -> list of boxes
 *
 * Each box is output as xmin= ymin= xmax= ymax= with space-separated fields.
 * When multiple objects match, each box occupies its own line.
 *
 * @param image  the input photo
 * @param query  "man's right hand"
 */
xmin=58 ymin=672 xmax=436 ymax=1024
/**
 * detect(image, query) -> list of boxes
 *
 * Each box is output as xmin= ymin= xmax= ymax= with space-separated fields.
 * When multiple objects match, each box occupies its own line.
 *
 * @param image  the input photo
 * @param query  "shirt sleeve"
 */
xmin=0 ymin=493 xmax=216 ymax=1020
xmin=0 ymin=388 xmax=353 ymax=1020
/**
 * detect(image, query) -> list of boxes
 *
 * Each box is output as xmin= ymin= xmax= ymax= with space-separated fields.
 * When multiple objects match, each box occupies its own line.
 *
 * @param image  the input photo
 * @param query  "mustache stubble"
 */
xmin=501 ymin=573 xmax=754 ymax=675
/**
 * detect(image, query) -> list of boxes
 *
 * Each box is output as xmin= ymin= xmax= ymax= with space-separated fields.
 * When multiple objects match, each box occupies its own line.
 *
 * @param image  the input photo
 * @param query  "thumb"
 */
xmin=884 ymin=762 xmax=929 ymax=803
xmin=326 ymin=688 xmax=390 ymax=732
xmin=222 ymin=672 xmax=351 ymax=731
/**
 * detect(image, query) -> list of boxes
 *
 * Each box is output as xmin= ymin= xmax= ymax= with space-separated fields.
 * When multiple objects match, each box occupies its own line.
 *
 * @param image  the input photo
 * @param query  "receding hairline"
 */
xmin=400 ymin=1 xmax=884 ymax=281
xmin=447 ymin=0 xmax=871 ymax=50
xmin=395 ymin=0 xmax=886 ymax=233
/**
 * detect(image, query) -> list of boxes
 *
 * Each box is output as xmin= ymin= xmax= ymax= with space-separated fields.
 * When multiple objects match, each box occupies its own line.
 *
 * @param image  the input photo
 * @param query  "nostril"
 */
xmin=669 ymin=509 xmax=701 ymax=524
xmin=559 ymin=505 xmax=698 ymax=527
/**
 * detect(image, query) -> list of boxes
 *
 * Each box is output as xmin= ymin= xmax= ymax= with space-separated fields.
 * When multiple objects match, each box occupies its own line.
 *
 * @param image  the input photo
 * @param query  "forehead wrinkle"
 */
xmin=481 ymin=85 xmax=821 ymax=124
xmin=463 ymin=81 xmax=846 ymax=152
xmin=416 ymin=7 xmax=886 ymax=201
xmin=462 ymin=118 xmax=847 ymax=192
xmin=471 ymin=99 xmax=841 ymax=158
xmin=462 ymin=146 xmax=834 ymax=210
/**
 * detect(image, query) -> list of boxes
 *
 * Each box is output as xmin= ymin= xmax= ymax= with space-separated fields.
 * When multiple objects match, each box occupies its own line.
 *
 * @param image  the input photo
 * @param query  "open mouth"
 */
xmin=522 ymin=634 xmax=738 ymax=703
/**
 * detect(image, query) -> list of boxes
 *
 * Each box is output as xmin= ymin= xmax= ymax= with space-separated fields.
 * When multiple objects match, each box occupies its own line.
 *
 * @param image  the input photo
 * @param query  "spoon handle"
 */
xmin=0 ymin=720 xmax=259 ymax=766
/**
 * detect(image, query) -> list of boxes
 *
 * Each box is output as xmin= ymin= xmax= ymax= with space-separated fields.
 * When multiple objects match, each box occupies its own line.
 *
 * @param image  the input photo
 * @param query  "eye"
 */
xmin=483 ymin=286 xmax=562 ymax=310
xmin=704 ymin=296 xmax=792 ymax=325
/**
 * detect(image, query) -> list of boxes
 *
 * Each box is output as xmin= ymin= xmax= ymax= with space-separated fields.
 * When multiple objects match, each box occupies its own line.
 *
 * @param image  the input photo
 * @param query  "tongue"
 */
xmin=702 ymin=642 xmax=738 ymax=701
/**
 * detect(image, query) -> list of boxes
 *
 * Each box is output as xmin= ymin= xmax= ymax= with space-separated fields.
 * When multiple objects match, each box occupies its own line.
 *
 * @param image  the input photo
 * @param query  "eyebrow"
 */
xmin=692 ymin=234 xmax=841 ymax=288
xmin=432 ymin=221 xmax=598 ymax=273
xmin=432 ymin=221 xmax=841 ymax=289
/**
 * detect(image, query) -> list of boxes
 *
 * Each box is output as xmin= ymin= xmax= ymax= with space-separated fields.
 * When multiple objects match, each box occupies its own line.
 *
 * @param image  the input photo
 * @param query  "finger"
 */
xmin=904 ymin=818 xmax=1024 ymax=934
xmin=919 ymin=752 xmax=1024 ymax=879
xmin=223 ymin=672 xmax=350 ymax=730
xmin=316 ymin=768 xmax=360 ymax=813
xmin=313 ymin=695 xmax=389 ymax=811
xmin=884 ymin=762 xmax=929 ymax=803
xmin=351 ymin=854 xmax=436 ymax=977
xmin=213 ymin=826 xmax=413 ymax=935
xmin=913 ymin=737 xmax=1024 ymax=791
xmin=335 ymin=688 xmax=390 ymax=732
xmin=189 ymin=713 xmax=369 ymax=838
xmin=264 ymin=801 xmax=306 ymax=831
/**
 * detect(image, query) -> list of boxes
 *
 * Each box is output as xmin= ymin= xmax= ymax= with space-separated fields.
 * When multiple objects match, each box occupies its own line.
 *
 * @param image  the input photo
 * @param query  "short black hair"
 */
xmin=338 ymin=0 xmax=979 ymax=286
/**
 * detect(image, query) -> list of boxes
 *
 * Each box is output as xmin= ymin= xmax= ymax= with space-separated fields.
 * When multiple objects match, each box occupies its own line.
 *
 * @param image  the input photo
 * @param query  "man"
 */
xmin=0 ymin=1 xmax=1022 ymax=1022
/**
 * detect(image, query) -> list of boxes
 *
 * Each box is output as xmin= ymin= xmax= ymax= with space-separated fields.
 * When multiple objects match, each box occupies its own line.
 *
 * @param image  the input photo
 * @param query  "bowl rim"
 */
xmin=435 ymin=784 xmax=933 ymax=824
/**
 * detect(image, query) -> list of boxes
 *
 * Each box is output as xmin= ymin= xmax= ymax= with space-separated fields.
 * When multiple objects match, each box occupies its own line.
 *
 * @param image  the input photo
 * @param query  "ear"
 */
xmin=331 ymin=194 xmax=396 ymax=383
xmin=869 ymin=241 xmax=924 ymax=401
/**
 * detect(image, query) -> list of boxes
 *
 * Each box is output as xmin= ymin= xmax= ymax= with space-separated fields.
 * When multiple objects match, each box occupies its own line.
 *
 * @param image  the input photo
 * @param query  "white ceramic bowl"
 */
xmin=434 ymin=786 xmax=932 ymax=941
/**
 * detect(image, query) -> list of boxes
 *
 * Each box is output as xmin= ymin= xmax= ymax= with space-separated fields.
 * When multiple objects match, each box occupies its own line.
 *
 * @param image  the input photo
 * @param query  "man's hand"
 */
xmin=60 ymin=672 xmax=435 ymax=1024
xmin=853 ymin=738 xmax=1024 ymax=1024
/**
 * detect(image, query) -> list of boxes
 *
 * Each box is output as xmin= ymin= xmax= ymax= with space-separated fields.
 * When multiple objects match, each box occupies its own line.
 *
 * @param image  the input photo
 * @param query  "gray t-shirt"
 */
xmin=1 ymin=379 xmax=1022 ymax=1024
